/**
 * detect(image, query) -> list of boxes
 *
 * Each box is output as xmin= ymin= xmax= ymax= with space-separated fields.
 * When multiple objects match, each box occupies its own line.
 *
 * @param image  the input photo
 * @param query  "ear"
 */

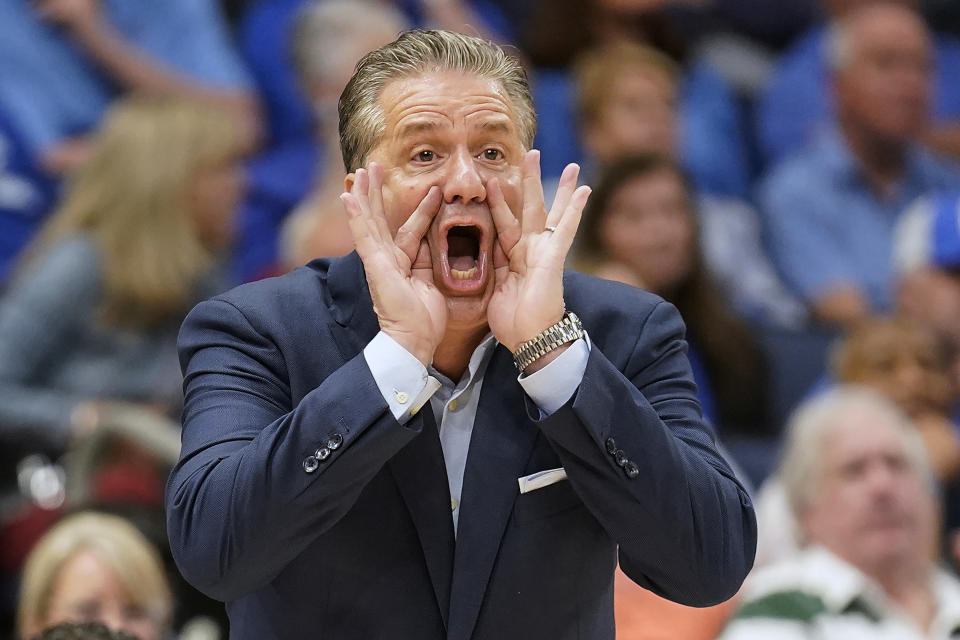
xmin=344 ymin=173 xmax=355 ymax=193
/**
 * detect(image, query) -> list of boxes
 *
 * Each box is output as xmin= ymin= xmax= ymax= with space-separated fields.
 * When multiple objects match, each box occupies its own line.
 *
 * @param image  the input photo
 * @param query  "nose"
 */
xmin=442 ymin=148 xmax=486 ymax=204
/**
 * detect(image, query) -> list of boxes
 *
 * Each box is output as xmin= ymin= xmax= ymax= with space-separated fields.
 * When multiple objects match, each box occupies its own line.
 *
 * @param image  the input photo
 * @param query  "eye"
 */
xmin=480 ymin=148 xmax=504 ymax=161
xmin=414 ymin=150 xmax=435 ymax=163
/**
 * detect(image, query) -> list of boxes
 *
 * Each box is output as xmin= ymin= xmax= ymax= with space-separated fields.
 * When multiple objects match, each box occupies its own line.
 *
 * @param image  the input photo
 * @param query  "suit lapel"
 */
xmin=447 ymin=345 xmax=539 ymax=640
xmin=388 ymin=407 xmax=456 ymax=630
xmin=326 ymin=252 xmax=456 ymax=628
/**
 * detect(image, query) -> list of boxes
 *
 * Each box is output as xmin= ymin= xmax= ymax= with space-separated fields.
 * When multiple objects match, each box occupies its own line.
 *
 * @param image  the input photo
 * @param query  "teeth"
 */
xmin=451 ymin=267 xmax=478 ymax=280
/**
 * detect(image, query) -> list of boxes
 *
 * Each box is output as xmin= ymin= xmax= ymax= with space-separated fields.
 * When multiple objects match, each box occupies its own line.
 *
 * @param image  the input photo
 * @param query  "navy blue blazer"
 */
xmin=166 ymin=252 xmax=756 ymax=639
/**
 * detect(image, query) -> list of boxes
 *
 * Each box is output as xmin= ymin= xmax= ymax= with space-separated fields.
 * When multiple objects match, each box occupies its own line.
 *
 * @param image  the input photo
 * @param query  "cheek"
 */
xmin=381 ymin=179 xmax=428 ymax=233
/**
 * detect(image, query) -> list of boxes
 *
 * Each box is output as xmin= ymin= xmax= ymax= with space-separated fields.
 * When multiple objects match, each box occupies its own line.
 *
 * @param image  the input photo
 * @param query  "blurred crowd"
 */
xmin=2 ymin=0 xmax=960 ymax=638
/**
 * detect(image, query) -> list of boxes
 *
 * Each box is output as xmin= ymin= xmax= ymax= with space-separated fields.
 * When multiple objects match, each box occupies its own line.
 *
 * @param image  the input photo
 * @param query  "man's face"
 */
xmin=800 ymin=412 xmax=933 ymax=574
xmin=834 ymin=7 xmax=933 ymax=143
xmin=359 ymin=71 xmax=525 ymax=331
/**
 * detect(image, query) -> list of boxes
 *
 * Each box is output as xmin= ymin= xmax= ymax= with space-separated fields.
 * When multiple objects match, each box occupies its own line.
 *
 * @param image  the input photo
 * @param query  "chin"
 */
xmin=443 ymin=291 xmax=493 ymax=332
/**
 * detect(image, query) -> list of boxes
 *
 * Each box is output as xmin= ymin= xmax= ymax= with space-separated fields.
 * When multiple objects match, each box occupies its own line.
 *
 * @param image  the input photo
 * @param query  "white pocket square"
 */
xmin=518 ymin=467 xmax=568 ymax=494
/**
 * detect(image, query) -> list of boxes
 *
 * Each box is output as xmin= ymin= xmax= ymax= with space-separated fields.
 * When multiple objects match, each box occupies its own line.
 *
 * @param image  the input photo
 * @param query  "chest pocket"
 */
xmin=512 ymin=477 xmax=584 ymax=524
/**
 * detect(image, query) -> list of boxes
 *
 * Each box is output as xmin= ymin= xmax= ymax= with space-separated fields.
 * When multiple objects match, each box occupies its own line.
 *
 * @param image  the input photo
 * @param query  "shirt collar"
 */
xmin=429 ymin=332 xmax=498 ymax=391
xmin=819 ymin=127 xmax=942 ymax=197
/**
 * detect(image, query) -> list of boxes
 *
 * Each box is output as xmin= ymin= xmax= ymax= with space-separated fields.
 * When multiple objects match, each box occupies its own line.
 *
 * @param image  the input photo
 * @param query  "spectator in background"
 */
xmin=279 ymin=0 xmax=410 ymax=268
xmin=754 ymin=317 xmax=960 ymax=567
xmin=757 ymin=0 xmax=960 ymax=165
xmin=833 ymin=317 xmax=960 ymax=484
xmin=18 ymin=512 xmax=171 ymax=640
xmin=573 ymin=41 xmax=805 ymax=327
xmin=721 ymin=387 xmax=960 ymax=640
xmin=759 ymin=3 xmax=960 ymax=330
xmin=0 ymin=0 xmax=256 ymax=291
xmin=0 ymin=97 xmax=245 ymax=453
xmin=577 ymin=154 xmax=770 ymax=439
xmin=0 ymin=0 xmax=256 ymax=176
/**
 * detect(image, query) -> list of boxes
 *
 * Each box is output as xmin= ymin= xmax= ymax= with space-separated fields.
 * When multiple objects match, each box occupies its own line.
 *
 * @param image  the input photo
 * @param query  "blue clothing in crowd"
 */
xmin=232 ymin=140 xmax=319 ymax=283
xmin=0 ymin=110 xmax=57 ymax=287
xmin=0 ymin=0 xmax=251 ymax=160
xmin=758 ymin=129 xmax=960 ymax=312
xmin=757 ymin=26 xmax=960 ymax=165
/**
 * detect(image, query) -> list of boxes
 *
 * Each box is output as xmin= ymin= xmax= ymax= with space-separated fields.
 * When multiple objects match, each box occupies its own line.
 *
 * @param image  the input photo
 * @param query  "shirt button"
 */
xmin=605 ymin=437 xmax=617 ymax=455
xmin=316 ymin=447 xmax=331 ymax=461
xmin=447 ymin=399 xmax=458 ymax=412
xmin=327 ymin=433 xmax=343 ymax=450
xmin=395 ymin=391 xmax=409 ymax=404
xmin=451 ymin=498 xmax=458 ymax=511
xmin=303 ymin=456 xmax=319 ymax=473
xmin=624 ymin=461 xmax=640 ymax=479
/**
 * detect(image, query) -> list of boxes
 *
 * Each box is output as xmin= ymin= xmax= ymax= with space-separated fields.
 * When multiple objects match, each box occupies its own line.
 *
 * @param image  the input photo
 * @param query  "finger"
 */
xmin=553 ymin=185 xmax=591 ymax=254
xmin=488 ymin=178 xmax=521 ymax=254
xmin=411 ymin=238 xmax=433 ymax=275
xmin=394 ymin=186 xmax=442 ymax=263
xmin=341 ymin=192 xmax=385 ymax=265
xmin=493 ymin=237 xmax=510 ymax=271
xmin=546 ymin=163 xmax=580 ymax=227
xmin=351 ymin=168 xmax=386 ymax=244
xmin=521 ymin=149 xmax=547 ymax=235
xmin=345 ymin=170 xmax=391 ymax=253
xmin=366 ymin=162 xmax=393 ymax=241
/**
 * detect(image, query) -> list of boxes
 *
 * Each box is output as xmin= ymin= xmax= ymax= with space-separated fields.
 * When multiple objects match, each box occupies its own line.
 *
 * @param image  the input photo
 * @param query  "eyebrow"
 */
xmin=396 ymin=120 xmax=444 ymax=139
xmin=472 ymin=119 xmax=513 ymax=135
xmin=395 ymin=117 xmax=515 ymax=140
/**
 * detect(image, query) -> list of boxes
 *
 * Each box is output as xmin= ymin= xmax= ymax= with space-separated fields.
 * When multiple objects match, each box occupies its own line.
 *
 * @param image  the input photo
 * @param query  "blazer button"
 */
xmin=316 ymin=447 xmax=331 ymax=461
xmin=614 ymin=449 xmax=627 ymax=467
xmin=624 ymin=461 xmax=640 ymax=479
xmin=327 ymin=433 xmax=343 ymax=450
xmin=303 ymin=455 xmax=319 ymax=473
xmin=605 ymin=437 xmax=617 ymax=455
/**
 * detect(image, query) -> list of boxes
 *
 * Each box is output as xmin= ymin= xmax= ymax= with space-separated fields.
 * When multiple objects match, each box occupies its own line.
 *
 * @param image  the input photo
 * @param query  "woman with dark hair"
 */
xmin=577 ymin=153 xmax=770 ymax=438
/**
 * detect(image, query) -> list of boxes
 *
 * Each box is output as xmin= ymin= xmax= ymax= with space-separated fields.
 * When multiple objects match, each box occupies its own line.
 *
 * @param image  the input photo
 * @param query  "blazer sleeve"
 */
xmin=166 ymin=297 xmax=421 ymax=601
xmin=535 ymin=300 xmax=757 ymax=607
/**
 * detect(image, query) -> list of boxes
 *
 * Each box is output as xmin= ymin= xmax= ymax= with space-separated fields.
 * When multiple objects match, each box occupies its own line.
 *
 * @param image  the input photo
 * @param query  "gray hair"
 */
xmin=338 ymin=29 xmax=536 ymax=172
xmin=291 ymin=0 xmax=408 ymax=85
xmin=779 ymin=386 xmax=934 ymax=519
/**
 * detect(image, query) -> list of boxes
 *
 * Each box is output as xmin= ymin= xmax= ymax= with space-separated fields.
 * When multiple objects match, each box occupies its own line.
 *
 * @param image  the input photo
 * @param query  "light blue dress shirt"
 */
xmin=758 ymin=129 xmax=960 ymax=311
xmin=364 ymin=330 xmax=590 ymax=533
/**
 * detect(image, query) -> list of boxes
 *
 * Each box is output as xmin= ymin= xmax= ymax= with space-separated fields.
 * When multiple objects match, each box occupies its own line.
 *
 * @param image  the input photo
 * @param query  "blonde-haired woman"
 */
xmin=0 ymin=96 xmax=246 ymax=451
xmin=18 ymin=512 xmax=172 ymax=640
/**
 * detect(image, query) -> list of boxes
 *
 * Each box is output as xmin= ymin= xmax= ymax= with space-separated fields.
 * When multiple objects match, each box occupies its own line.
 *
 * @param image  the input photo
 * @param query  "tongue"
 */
xmin=449 ymin=254 xmax=477 ymax=271
xmin=448 ymin=236 xmax=478 ymax=272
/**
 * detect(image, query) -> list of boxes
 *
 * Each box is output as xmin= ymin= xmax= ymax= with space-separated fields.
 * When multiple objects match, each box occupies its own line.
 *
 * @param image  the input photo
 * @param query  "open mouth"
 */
xmin=447 ymin=225 xmax=481 ymax=280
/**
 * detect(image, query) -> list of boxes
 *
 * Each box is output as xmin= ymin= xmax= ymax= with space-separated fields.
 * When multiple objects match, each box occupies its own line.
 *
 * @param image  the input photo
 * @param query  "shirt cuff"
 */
xmin=363 ymin=332 xmax=440 ymax=424
xmin=518 ymin=335 xmax=590 ymax=416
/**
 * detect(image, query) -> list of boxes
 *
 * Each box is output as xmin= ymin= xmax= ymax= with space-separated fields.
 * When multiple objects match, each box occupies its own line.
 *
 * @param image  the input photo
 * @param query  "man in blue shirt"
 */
xmin=759 ymin=3 xmax=960 ymax=330
xmin=0 ymin=0 xmax=256 ymax=174
xmin=757 ymin=0 xmax=960 ymax=166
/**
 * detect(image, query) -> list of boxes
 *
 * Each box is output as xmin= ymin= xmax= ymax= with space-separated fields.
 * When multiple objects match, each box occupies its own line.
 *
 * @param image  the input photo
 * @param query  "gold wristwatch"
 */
xmin=512 ymin=311 xmax=585 ymax=372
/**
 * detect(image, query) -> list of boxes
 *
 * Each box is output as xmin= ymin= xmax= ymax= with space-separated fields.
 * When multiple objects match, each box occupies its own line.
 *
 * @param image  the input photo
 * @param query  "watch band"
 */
xmin=512 ymin=311 xmax=585 ymax=372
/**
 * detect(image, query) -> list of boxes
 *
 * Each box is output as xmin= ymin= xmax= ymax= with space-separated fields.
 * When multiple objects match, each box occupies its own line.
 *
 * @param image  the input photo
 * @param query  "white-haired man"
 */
xmin=720 ymin=387 xmax=960 ymax=639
